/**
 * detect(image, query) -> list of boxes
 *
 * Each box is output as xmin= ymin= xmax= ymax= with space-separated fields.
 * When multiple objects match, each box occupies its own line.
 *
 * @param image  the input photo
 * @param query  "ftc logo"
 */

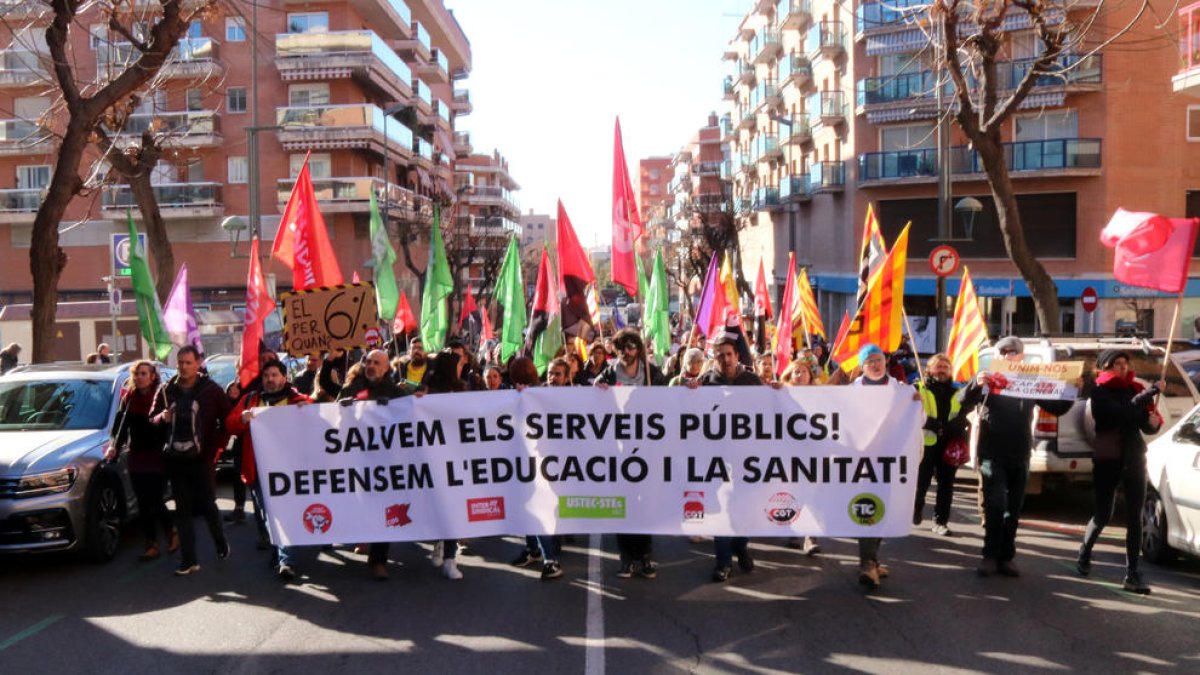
xmin=303 ymin=504 xmax=333 ymax=534
xmin=849 ymin=494 xmax=885 ymax=526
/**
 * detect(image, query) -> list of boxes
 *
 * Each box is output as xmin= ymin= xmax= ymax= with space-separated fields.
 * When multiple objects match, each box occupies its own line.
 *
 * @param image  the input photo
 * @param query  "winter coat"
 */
xmin=149 ymin=374 xmax=231 ymax=464
xmin=225 ymin=386 xmax=312 ymax=485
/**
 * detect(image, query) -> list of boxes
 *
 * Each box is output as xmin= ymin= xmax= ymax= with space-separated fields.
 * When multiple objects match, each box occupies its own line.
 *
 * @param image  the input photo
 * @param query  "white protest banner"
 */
xmin=250 ymin=385 xmax=923 ymax=546
xmin=989 ymin=360 xmax=1084 ymax=400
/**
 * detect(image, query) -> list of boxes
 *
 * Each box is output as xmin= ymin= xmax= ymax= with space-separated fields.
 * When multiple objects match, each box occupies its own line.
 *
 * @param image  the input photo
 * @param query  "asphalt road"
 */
xmin=2 ymin=478 xmax=1198 ymax=674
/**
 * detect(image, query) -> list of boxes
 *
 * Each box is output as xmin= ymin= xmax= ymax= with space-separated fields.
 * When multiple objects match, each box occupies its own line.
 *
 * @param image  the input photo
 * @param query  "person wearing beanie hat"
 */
xmin=1075 ymin=351 xmax=1163 ymax=594
xmin=956 ymin=337 xmax=1074 ymax=579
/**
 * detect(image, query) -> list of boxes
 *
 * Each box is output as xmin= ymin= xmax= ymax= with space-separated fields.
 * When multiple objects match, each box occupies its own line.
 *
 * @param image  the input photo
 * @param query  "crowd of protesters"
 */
xmin=99 ymin=323 xmax=1162 ymax=596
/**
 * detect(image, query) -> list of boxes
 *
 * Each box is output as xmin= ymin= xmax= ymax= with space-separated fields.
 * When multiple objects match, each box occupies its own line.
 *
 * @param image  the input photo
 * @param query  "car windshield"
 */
xmin=0 ymin=380 xmax=113 ymax=431
xmin=205 ymin=358 xmax=238 ymax=390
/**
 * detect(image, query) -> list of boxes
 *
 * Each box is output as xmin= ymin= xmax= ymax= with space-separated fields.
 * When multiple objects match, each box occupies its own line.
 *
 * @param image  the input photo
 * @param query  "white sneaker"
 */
xmin=441 ymin=559 xmax=463 ymax=580
xmin=430 ymin=541 xmax=444 ymax=567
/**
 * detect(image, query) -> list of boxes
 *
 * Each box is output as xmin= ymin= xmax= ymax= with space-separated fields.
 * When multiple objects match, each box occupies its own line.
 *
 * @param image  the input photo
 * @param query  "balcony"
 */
xmin=0 ymin=119 xmax=51 ymax=155
xmin=998 ymin=54 xmax=1103 ymax=92
xmin=415 ymin=48 xmax=450 ymax=84
xmin=857 ymin=137 xmax=1103 ymax=185
xmin=307 ymin=0 xmax=412 ymax=41
xmin=807 ymin=21 xmax=845 ymax=62
xmin=0 ymin=187 xmax=40 ymax=223
xmin=810 ymin=161 xmax=845 ymax=192
xmin=398 ymin=20 xmax=432 ymax=63
xmin=0 ymin=0 xmax=49 ymax=21
xmin=1177 ymin=1 xmax=1200 ymax=94
xmin=275 ymin=177 xmax=405 ymax=214
xmin=737 ymin=109 xmax=757 ymax=130
xmin=0 ymin=48 xmax=47 ymax=88
xmin=752 ymin=187 xmax=781 ymax=211
xmin=275 ymin=31 xmax=413 ymax=103
xmin=754 ymin=134 xmax=783 ymax=164
xmin=780 ymin=114 xmax=812 ymax=145
xmin=465 ymin=185 xmax=520 ymax=217
xmin=432 ymin=99 xmax=452 ymax=131
xmin=856 ymin=0 xmax=927 ymax=36
xmin=109 ymin=110 xmax=222 ymax=148
xmin=412 ymin=136 xmax=433 ymax=169
xmin=779 ymin=53 xmax=812 ymax=90
xmin=163 ymin=37 xmax=223 ymax=81
xmin=751 ymin=80 xmax=781 ymax=110
xmin=779 ymin=174 xmax=811 ymax=202
xmin=412 ymin=79 xmax=432 ymax=117
xmin=720 ymin=160 xmax=733 ymax=180
xmin=723 ymin=76 xmax=736 ymax=100
xmin=102 ymin=182 xmax=223 ymax=219
xmin=452 ymin=89 xmax=472 ymax=115
xmin=276 ymin=104 xmax=415 ymax=157
xmin=739 ymin=59 xmax=756 ymax=84
xmin=778 ymin=0 xmax=812 ymax=29
xmin=808 ymin=90 xmax=847 ymax=127
xmin=752 ymin=27 xmax=782 ymax=64
xmin=696 ymin=161 xmax=722 ymax=176
xmin=720 ymin=113 xmax=735 ymax=141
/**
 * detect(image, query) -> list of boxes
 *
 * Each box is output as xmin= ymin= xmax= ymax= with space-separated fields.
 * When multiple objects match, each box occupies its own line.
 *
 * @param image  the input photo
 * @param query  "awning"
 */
xmin=1017 ymin=91 xmax=1065 ymax=109
xmin=865 ymin=30 xmax=926 ymax=56
xmin=436 ymin=177 xmax=454 ymax=201
xmin=435 ymin=129 xmax=457 ymax=162
xmin=866 ymin=106 xmax=935 ymax=124
xmin=415 ymin=167 xmax=432 ymax=190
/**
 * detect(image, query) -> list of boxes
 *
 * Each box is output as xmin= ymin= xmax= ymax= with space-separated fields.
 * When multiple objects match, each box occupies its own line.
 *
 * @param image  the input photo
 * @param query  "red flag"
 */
xmin=612 ymin=118 xmax=642 ymax=297
xmin=831 ymin=310 xmax=852 ymax=361
xmin=557 ymin=200 xmax=597 ymax=339
xmin=239 ymin=238 xmax=275 ymax=387
xmin=1100 ymin=209 xmax=1200 ymax=294
xmin=392 ymin=290 xmax=418 ymax=335
xmin=272 ymin=154 xmax=344 ymax=290
xmin=754 ymin=259 xmax=773 ymax=319
xmin=480 ymin=303 xmax=495 ymax=341
xmin=459 ymin=285 xmax=479 ymax=330
xmin=773 ymin=254 xmax=797 ymax=378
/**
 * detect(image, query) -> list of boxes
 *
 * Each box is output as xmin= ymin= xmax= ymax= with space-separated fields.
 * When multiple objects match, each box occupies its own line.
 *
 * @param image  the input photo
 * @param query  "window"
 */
xmin=879 ymin=52 xmax=919 ymax=76
xmin=228 ymin=157 xmax=248 ymax=184
xmin=288 ymin=83 xmax=329 ymax=107
xmin=880 ymin=123 xmax=935 ymax=151
xmin=17 ymin=165 xmax=51 ymax=189
xmin=290 ymin=153 xmax=331 ymax=179
xmin=225 ymin=17 xmax=246 ymax=42
xmin=226 ymin=87 xmax=247 ymax=113
xmin=186 ymin=89 xmax=203 ymax=112
xmin=187 ymin=159 xmax=205 ymax=182
xmin=287 ymin=12 xmax=329 ymax=34
xmin=1014 ymin=110 xmax=1077 ymax=141
xmin=1009 ymin=31 xmax=1038 ymax=60
xmin=1188 ymin=106 xmax=1200 ymax=142
xmin=89 ymin=24 xmax=107 ymax=49
xmin=186 ymin=21 xmax=203 ymax=39
xmin=13 ymin=96 xmax=48 ymax=120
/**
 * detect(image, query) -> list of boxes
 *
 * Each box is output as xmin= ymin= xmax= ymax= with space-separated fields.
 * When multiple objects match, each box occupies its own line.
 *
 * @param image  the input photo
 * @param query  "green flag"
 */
xmin=494 ymin=237 xmax=526 ymax=362
xmin=420 ymin=206 xmax=454 ymax=352
xmin=636 ymin=252 xmax=649 ymax=310
xmin=369 ymin=191 xmax=399 ymax=322
xmin=534 ymin=312 xmax=563 ymax=375
xmin=646 ymin=250 xmax=670 ymax=359
xmin=127 ymin=213 xmax=172 ymax=360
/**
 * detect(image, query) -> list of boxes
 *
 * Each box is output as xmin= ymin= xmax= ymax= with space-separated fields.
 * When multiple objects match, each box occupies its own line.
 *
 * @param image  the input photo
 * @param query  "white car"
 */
xmin=1143 ymin=401 xmax=1200 ymax=562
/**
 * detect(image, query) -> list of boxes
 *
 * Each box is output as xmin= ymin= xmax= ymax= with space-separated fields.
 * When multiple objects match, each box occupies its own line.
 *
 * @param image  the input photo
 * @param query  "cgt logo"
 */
xmin=849 ymin=493 xmax=885 ymax=526
xmin=683 ymin=491 xmax=705 ymax=522
xmin=303 ymin=503 xmax=333 ymax=534
xmin=385 ymin=503 xmax=413 ymax=528
xmin=467 ymin=497 xmax=506 ymax=523
xmin=764 ymin=492 xmax=801 ymax=525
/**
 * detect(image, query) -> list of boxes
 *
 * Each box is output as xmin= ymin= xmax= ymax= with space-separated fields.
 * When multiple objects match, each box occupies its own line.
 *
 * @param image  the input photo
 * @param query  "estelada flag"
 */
xmin=239 ymin=238 xmax=275 ymax=387
xmin=856 ymin=203 xmax=888 ymax=310
xmin=946 ymin=266 xmax=989 ymax=382
xmin=611 ymin=118 xmax=643 ymax=297
xmin=833 ymin=223 xmax=911 ymax=372
xmin=526 ymin=246 xmax=563 ymax=374
xmin=272 ymin=152 xmax=343 ymax=290
xmin=556 ymin=200 xmax=596 ymax=340
xmin=793 ymin=267 xmax=825 ymax=340
xmin=1100 ymin=209 xmax=1200 ymax=294
xmin=392 ymin=290 xmax=418 ymax=335
xmin=459 ymin=284 xmax=479 ymax=331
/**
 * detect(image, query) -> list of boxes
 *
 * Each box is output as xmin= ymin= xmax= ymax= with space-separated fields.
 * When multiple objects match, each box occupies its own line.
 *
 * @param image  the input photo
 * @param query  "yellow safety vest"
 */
xmin=919 ymin=381 xmax=962 ymax=446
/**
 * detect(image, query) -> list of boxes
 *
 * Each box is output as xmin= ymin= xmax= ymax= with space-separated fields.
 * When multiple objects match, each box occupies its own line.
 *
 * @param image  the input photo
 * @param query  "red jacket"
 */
xmin=225 ymin=386 xmax=312 ymax=485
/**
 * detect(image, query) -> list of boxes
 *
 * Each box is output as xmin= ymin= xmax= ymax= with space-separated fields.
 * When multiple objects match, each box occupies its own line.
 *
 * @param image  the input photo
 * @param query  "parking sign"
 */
xmin=111 ymin=232 xmax=146 ymax=277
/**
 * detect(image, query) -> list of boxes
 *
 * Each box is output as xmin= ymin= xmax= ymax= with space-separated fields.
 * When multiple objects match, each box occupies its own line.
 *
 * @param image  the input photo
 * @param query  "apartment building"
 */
xmin=0 ymin=1 xmax=489 ymax=359
xmin=454 ymin=149 xmax=521 ymax=291
xmin=519 ymin=209 xmax=555 ymax=259
xmin=721 ymin=0 xmax=1200 ymax=340
xmin=667 ymin=112 xmax=729 ymax=231
xmin=634 ymin=157 xmax=673 ymax=240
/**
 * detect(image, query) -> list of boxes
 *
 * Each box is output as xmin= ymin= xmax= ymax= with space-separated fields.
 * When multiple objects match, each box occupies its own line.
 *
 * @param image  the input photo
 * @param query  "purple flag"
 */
xmin=163 ymin=263 xmax=202 ymax=351
xmin=694 ymin=253 xmax=721 ymax=337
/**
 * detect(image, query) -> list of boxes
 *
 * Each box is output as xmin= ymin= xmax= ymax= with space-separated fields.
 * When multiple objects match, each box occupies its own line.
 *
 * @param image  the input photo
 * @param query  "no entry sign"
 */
xmin=1081 ymin=286 xmax=1098 ymax=313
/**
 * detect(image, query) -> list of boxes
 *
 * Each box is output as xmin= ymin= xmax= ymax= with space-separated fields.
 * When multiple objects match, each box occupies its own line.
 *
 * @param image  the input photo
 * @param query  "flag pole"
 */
xmin=1160 ymin=288 xmax=1186 ymax=387
xmin=901 ymin=310 xmax=926 ymax=382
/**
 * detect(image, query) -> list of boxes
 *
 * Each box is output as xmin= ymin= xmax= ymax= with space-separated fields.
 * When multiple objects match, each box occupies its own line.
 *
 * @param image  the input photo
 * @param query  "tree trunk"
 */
xmin=127 ymin=171 xmax=175 ymax=302
xmin=974 ymin=132 xmax=1060 ymax=334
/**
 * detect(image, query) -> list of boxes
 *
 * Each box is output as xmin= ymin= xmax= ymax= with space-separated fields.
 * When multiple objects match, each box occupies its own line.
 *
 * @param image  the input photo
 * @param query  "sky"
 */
xmin=448 ymin=0 xmax=745 ymax=249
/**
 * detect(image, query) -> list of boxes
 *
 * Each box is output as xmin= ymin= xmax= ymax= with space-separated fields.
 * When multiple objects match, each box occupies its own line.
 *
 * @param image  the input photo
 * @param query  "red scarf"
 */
xmin=1096 ymin=370 xmax=1160 ymax=420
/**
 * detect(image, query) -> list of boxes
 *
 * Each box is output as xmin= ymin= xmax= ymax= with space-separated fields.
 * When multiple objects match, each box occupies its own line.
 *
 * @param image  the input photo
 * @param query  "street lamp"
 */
xmin=221 ymin=215 xmax=248 ymax=258
xmin=954 ymin=196 xmax=983 ymax=241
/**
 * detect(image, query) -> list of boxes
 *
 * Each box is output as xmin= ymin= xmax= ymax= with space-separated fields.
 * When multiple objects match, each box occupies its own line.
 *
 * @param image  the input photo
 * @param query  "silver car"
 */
xmin=0 ymin=363 xmax=153 ymax=561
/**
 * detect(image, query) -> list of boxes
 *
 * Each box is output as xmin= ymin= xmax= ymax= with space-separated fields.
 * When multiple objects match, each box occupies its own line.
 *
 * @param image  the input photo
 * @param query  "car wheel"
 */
xmin=84 ymin=475 xmax=124 ymax=563
xmin=1141 ymin=489 xmax=1175 ymax=565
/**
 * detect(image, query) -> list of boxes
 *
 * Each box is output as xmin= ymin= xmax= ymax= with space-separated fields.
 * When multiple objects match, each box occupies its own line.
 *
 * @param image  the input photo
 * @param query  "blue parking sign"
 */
xmin=111 ymin=232 xmax=146 ymax=277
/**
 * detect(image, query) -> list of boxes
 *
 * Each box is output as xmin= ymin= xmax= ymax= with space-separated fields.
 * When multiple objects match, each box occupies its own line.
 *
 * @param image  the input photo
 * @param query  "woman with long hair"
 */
xmin=109 ymin=360 xmax=177 ymax=561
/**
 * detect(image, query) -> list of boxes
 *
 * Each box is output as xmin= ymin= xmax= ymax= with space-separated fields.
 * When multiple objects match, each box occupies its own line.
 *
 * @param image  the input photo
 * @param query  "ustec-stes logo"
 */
xmin=467 ymin=497 xmax=506 ymax=522
xmin=559 ymin=496 xmax=626 ymax=519
xmin=683 ymin=491 xmax=705 ymax=522
xmin=303 ymin=503 xmax=333 ymax=534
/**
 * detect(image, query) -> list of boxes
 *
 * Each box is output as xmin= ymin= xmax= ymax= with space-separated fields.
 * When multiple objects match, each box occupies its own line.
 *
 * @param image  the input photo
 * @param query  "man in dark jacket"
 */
xmin=292 ymin=354 xmax=321 ymax=398
xmin=957 ymin=337 xmax=1073 ymax=578
xmin=338 ymin=349 xmax=410 ymax=579
xmin=150 ymin=345 xmax=233 ymax=576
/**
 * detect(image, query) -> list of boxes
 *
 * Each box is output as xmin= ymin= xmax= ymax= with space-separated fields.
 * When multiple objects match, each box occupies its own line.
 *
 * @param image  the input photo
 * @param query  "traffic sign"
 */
xmin=111 ymin=232 xmax=146 ymax=277
xmin=1081 ymin=286 xmax=1098 ymax=313
xmin=928 ymin=245 xmax=961 ymax=277
xmin=109 ymin=288 xmax=122 ymax=316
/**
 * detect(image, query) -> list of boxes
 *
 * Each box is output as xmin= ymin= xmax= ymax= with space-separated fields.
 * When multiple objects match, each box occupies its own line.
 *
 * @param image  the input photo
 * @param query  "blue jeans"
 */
xmin=251 ymin=477 xmax=293 ymax=567
xmin=713 ymin=537 xmax=749 ymax=567
xmin=524 ymin=535 xmax=558 ymax=562
xmin=979 ymin=457 xmax=1029 ymax=562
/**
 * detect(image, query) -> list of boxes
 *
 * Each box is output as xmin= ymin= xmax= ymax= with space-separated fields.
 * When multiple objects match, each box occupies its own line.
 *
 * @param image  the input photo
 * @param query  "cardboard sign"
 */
xmin=281 ymin=283 xmax=380 ymax=356
xmin=989 ymin=360 xmax=1084 ymax=400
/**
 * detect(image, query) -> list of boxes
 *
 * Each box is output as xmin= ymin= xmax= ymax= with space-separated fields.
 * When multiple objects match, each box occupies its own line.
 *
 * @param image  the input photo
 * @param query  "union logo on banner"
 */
xmin=385 ymin=503 xmax=412 ymax=528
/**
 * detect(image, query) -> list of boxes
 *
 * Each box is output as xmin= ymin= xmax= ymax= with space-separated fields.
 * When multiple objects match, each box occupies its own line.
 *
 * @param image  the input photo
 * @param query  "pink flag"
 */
xmin=163 ymin=263 xmax=202 ymax=351
xmin=1101 ymin=209 xmax=1199 ymax=294
xmin=352 ymin=271 xmax=361 ymax=284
